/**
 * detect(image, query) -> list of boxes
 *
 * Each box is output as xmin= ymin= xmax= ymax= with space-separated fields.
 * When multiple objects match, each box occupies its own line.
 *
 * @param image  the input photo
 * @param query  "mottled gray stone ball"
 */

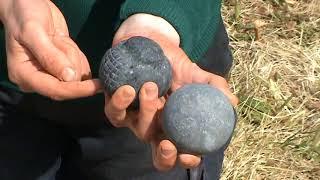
xmin=99 ymin=36 xmax=172 ymax=108
xmin=162 ymin=84 xmax=236 ymax=155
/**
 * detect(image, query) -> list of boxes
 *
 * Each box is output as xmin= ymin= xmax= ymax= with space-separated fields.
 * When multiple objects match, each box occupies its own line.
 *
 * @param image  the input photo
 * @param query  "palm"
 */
xmin=159 ymin=42 xmax=238 ymax=105
xmin=6 ymin=0 xmax=67 ymax=89
xmin=105 ymin=15 xmax=239 ymax=171
xmin=5 ymin=0 xmax=99 ymax=100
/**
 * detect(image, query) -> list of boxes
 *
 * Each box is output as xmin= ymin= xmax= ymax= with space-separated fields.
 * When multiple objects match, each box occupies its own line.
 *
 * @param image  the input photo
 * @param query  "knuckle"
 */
xmin=61 ymin=40 xmax=77 ymax=57
xmin=140 ymin=100 xmax=157 ymax=113
xmin=105 ymin=112 xmax=125 ymax=128
xmin=19 ymin=85 xmax=32 ymax=93
xmin=20 ymin=21 xmax=40 ymax=40
xmin=67 ymin=44 xmax=79 ymax=58
xmin=39 ymin=52 xmax=55 ymax=68
xmin=104 ymin=108 xmax=114 ymax=119
xmin=8 ymin=71 xmax=19 ymax=84
xmin=8 ymin=68 xmax=32 ymax=92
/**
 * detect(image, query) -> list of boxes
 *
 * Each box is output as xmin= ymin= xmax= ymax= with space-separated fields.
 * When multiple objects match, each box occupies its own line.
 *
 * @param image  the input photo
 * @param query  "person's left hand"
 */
xmin=104 ymin=14 xmax=239 ymax=171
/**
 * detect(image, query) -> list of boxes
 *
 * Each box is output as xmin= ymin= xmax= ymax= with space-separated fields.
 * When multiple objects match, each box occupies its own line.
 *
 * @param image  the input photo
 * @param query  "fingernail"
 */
xmin=62 ymin=67 xmax=76 ymax=82
xmin=145 ymin=84 xmax=157 ymax=97
xmin=161 ymin=147 xmax=174 ymax=158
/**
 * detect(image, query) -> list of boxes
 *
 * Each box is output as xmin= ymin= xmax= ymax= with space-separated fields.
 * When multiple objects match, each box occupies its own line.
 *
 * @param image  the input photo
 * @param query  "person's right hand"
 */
xmin=105 ymin=14 xmax=238 ymax=171
xmin=0 ymin=0 xmax=101 ymax=100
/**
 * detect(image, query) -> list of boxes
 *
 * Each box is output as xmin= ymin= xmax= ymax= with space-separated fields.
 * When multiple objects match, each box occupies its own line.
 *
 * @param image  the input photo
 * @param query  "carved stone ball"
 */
xmin=99 ymin=36 xmax=172 ymax=108
xmin=162 ymin=84 xmax=236 ymax=155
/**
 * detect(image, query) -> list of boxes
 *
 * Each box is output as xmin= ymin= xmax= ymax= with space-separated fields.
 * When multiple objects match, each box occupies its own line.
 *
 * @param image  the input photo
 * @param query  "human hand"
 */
xmin=105 ymin=14 xmax=239 ymax=171
xmin=1 ymin=0 xmax=101 ymax=100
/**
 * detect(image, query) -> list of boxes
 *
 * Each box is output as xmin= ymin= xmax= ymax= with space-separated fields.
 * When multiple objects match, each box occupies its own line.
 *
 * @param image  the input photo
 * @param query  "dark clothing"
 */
xmin=0 ymin=0 xmax=235 ymax=179
xmin=0 ymin=0 xmax=223 ymax=90
xmin=0 ymin=15 xmax=234 ymax=179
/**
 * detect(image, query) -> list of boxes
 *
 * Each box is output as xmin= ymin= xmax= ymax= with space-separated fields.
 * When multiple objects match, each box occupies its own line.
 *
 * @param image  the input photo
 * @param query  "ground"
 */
xmin=221 ymin=0 xmax=320 ymax=179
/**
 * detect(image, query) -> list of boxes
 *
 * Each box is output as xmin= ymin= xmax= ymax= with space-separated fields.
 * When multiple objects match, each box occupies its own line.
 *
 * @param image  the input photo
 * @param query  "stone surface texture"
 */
xmin=162 ymin=84 xmax=236 ymax=155
xmin=99 ymin=36 xmax=172 ymax=108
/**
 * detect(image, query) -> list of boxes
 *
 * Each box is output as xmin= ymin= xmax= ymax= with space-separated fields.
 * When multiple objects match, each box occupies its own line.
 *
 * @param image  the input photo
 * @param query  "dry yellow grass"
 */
xmin=221 ymin=0 xmax=320 ymax=179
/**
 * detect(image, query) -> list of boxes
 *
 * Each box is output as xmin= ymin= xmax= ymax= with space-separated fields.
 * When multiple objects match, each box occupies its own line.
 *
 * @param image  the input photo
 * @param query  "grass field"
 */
xmin=221 ymin=0 xmax=320 ymax=179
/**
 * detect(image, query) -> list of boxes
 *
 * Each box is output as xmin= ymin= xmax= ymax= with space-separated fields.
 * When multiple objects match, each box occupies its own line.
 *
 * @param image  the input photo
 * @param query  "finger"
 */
xmin=158 ymin=96 xmax=166 ymax=110
xmin=18 ymin=63 xmax=102 ymax=100
xmin=207 ymin=74 xmax=239 ymax=106
xmin=191 ymin=64 xmax=239 ymax=106
xmin=153 ymin=97 xmax=166 ymax=133
xmin=170 ymin=82 xmax=183 ymax=92
xmin=133 ymin=82 xmax=160 ymax=141
xmin=56 ymin=38 xmax=92 ymax=80
xmin=53 ymin=37 xmax=82 ymax=81
xmin=151 ymin=139 xmax=177 ymax=171
xmin=105 ymin=85 xmax=136 ymax=127
xmin=170 ymin=57 xmax=193 ymax=92
xmin=53 ymin=37 xmax=92 ymax=81
xmin=47 ymin=0 xmax=69 ymax=36
xmin=20 ymin=23 xmax=77 ymax=82
xmin=79 ymin=51 xmax=92 ymax=80
xmin=178 ymin=154 xmax=201 ymax=169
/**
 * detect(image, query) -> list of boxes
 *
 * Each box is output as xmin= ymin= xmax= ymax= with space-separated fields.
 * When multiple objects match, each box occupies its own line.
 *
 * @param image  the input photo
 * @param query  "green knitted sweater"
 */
xmin=0 ymin=0 xmax=222 ymax=91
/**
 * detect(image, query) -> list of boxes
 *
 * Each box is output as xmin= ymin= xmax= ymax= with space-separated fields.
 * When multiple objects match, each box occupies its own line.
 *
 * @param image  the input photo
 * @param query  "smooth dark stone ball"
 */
xmin=99 ymin=36 xmax=172 ymax=108
xmin=162 ymin=84 xmax=236 ymax=155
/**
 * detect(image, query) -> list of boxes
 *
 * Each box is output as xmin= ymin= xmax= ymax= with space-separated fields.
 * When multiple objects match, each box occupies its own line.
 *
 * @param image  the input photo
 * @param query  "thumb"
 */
xmin=20 ymin=23 xmax=76 ymax=82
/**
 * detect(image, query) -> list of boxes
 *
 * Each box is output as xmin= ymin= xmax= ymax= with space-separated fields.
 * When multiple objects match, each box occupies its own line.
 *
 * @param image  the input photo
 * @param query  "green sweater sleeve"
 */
xmin=119 ymin=0 xmax=222 ymax=61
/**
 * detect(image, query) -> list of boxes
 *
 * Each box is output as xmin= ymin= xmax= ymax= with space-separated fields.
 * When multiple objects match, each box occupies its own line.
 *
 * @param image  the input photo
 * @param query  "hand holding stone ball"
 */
xmin=99 ymin=36 xmax=236 ymax=155
xmin=99 ymin=36 xmax=172 ymax=109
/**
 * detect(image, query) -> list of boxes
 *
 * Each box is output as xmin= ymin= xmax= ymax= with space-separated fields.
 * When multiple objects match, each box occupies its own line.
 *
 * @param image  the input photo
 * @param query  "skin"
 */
xmin=108 ymin=14 xmax=239 ymax=171
xmin=0 ymin=0 xmax=101 ymax=100
xmin=0 ymin=0 xmax=239 ymax=172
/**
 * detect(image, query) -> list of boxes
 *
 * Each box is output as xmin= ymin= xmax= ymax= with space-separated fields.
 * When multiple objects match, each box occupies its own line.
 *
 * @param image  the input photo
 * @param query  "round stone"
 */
xmin=99 ymin=36 xmax=172 ymax=108
xmin=162 ymin=84 xmax=236 ymax=155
